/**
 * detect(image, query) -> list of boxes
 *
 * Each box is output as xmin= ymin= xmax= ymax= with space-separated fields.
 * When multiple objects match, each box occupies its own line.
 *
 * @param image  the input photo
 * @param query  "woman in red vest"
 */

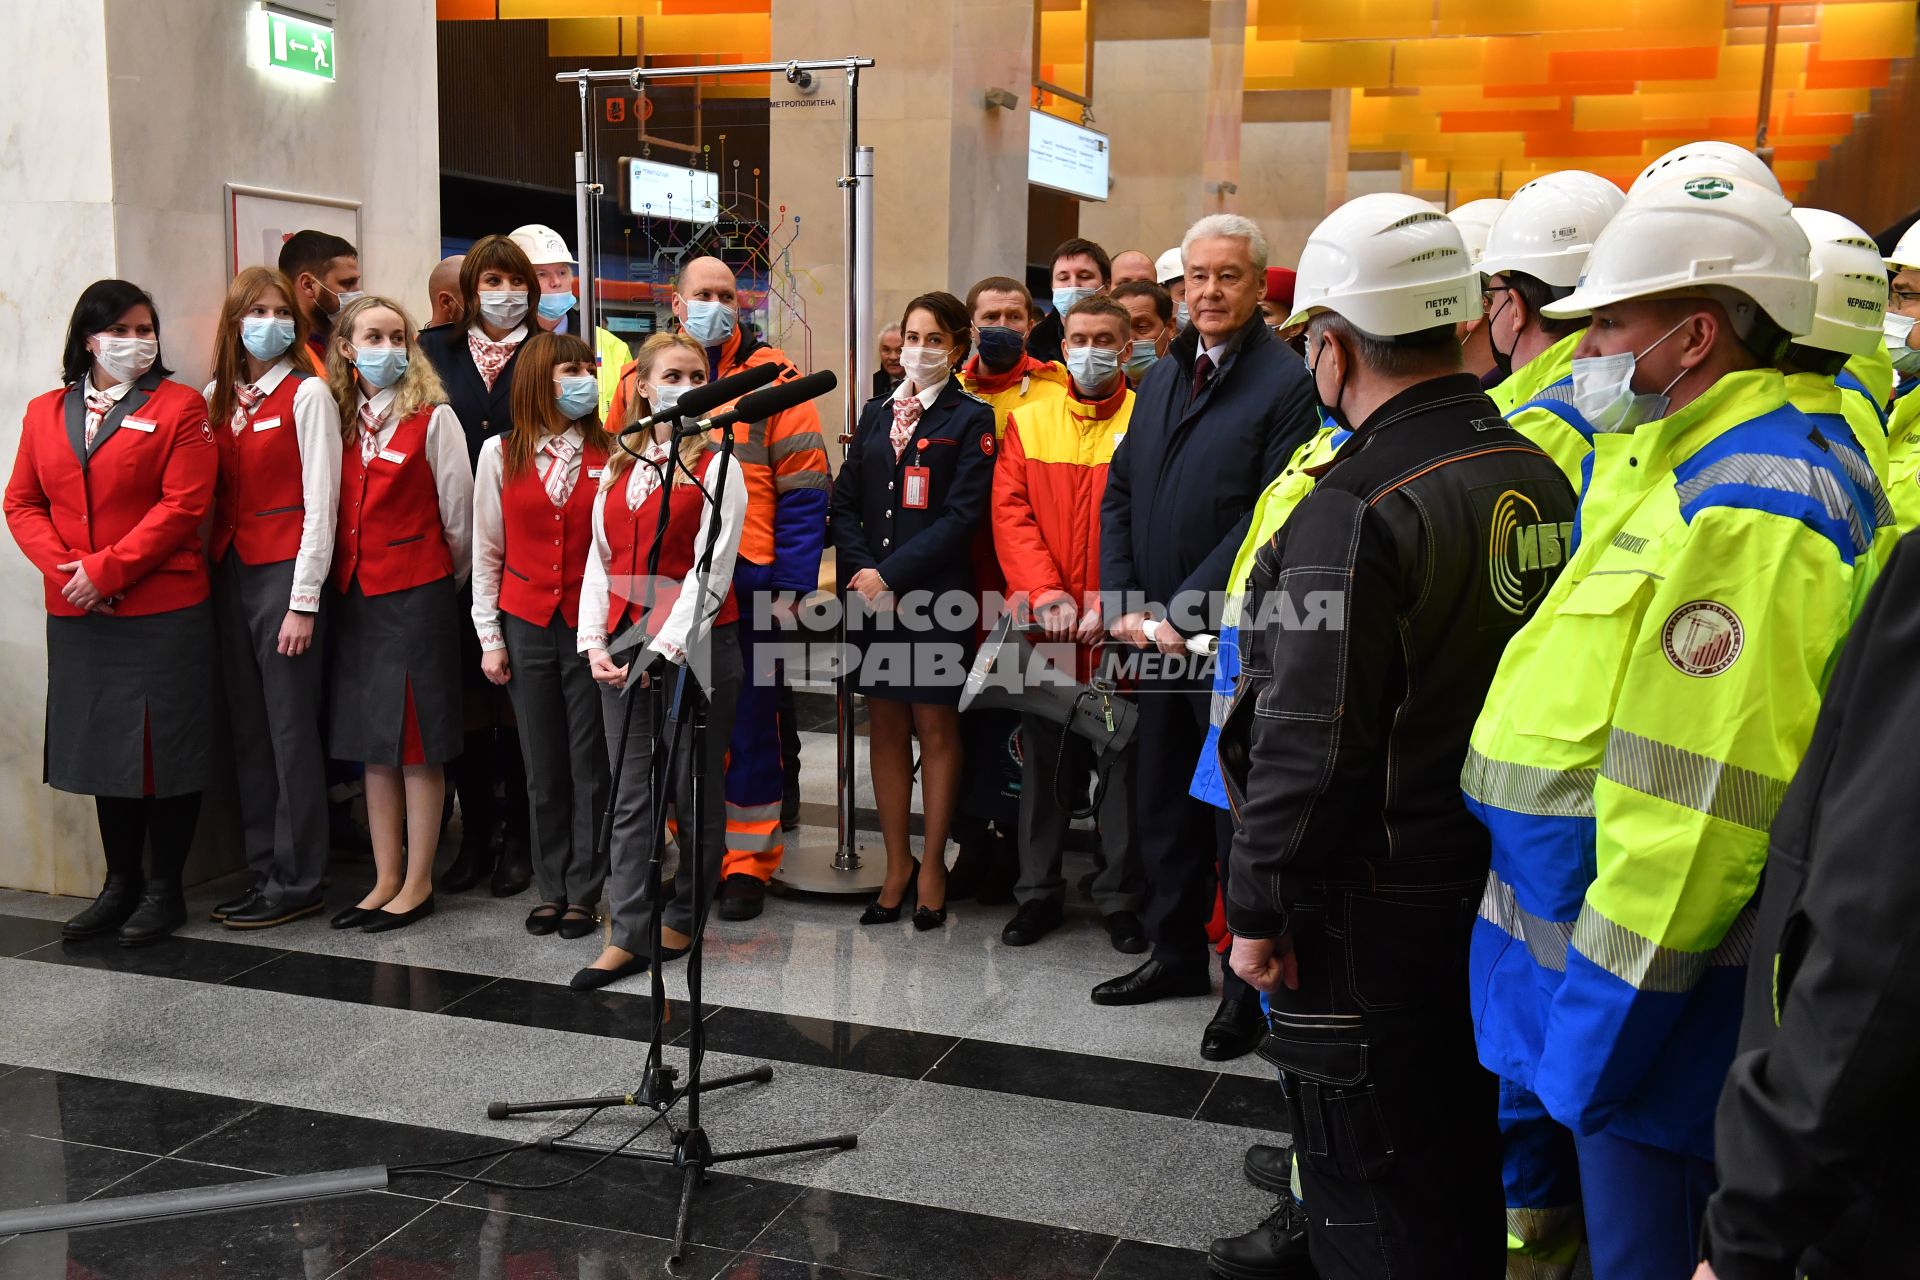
xmin=570 ymin=332 xmax=746 ymax=990
xmin=470 ymin=332 xmax=612 ymax=940
xmin=204 ymin=265 xmax=342 ymax=931
xmin=324 ymin=296 xmax=474 ymax=933
xmin=4 ymin=279 xmax=218 ymax=946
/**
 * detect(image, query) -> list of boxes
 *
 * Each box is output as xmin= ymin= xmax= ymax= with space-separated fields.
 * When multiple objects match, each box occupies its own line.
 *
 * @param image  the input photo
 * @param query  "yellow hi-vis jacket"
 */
xmin=1463 ymin=368 xmax=1874 ymax=1160
xmin=1886 ymin=390 xmax=1920 ymax=535
xmin=1784 ymin=371 xmax=1896 ymax=576
xmin=1498 ymin=332 xmax=1589 ymax=491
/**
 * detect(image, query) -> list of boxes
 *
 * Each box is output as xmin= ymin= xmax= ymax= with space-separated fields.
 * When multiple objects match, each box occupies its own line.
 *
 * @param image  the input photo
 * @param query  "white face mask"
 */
xmin=90 ymin=335 xmax=158 ymax=385
xmin=477 ymin=290 xmax=529 ymax=330
xmin=648 ymin=383 xmax=689 ymax=416
xmin=899 ymin=344 xmax=953 ymax=389
xmin=1568 ymin=317 xmax=1690 ymax=435
xmin=1884 ymin=312 xmax=1920 ymax=376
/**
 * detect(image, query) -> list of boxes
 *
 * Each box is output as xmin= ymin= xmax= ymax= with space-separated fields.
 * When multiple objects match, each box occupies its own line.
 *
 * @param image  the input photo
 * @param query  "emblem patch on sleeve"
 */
xmin=1662 ymin=601 xmax=1742 ymax=676
xmin=981 ymin=433 xmax=995 ymax=456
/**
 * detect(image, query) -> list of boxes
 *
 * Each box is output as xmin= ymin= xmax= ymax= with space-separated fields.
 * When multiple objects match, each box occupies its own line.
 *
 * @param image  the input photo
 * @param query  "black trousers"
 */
xmin=1266 ymin=875 xmax=1504 ymax=1279
xmin=1135 ymin=683 xmax=1243 ymax=993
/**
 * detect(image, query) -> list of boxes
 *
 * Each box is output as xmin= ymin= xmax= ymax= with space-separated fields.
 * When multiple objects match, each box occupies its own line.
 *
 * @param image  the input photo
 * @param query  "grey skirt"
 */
xmin=327 ymin=577 xmax=462 ymax=766
xmin=45 ymin=602 xmax=215 ymax=798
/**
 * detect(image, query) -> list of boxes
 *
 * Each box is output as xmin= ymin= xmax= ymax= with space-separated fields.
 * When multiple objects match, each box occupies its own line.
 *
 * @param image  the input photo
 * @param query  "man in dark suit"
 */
xmin=1094 ymin=214 xmax=1318 ymax=1062
xmin=871 ymin=324 xmax=905 ymax=399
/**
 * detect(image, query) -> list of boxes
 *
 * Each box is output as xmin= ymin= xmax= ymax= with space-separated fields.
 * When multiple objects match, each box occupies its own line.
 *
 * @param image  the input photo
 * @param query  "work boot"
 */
xmin=716 ymin=873 xmax=767 ymax=922
xmin=439 ymin=827 xmax=497 ymax=894
xmin=1208 ymin=1196 xmax=1316 ymax=1279
xmin=63 ymin=875 xmax=143 ymax=940
xmin=116 ymin=880 xmax=187 ymax=948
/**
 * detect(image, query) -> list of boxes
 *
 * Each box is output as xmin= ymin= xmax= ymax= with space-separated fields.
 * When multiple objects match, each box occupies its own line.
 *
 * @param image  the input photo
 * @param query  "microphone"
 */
xmin=688 ymin=370 xmax=839 ymax=436
xmin=618 ymin=363 xmax=779 ymax=437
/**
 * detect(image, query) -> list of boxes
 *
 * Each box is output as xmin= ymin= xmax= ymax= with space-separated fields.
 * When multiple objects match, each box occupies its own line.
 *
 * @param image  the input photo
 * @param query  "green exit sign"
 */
xmin=258 ymin=8 xmax=335 ymax=81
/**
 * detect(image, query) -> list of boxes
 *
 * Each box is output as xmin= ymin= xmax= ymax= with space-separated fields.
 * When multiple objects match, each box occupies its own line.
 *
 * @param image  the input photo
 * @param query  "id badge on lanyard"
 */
xmin=903 ymin=465 xmax=931 ymax=510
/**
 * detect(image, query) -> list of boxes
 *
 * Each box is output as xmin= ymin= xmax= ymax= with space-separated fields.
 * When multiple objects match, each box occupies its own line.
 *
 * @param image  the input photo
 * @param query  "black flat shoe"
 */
xmin=1201 ymin=990 xmax=1268 ymax=1062
xmin=525 ymin=903 xmax=564 ymax=936
xmin=555 ymin=907 xmax=598 ymax=940
xmin=911 ymin=905 xmax=947 ymax=932
xmin=362 ymin=897 xmax=435 ymax=933
xmin=654 ymin=942 xmax=690 ymax=964
xmin=63 ymin=875 xmax=143 ymax=941
xmin=571 ymin=955 xmax=649 ymax=990
xmin=330 ymin=906 xmax=376 ymax=930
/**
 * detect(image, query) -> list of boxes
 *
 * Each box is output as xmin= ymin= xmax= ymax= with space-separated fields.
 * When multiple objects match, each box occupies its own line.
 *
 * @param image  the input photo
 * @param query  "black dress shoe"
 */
xmin=1244 ymin=1143 xmax=1291 ymax=1195
xmin=222 ymin=896 xmax=323 ymax=930
xmin=715 ymin=873 xmax=766 ymax=922
xmin=571 ymin=954 xmax=649 ymax=990
xmin=63 ymin=876 xmax=143 ymax=941
xmin=362 ymin=897 xmax=435 ymax=933
xmin=1103 ymin=910 xmax=1148 ymax=955
xmin=438 ymin=836 xmax=496 ymax=894
xmin=912 ymin=904 xmax=947 ymax=932
xmin=555 ymin=908 xmax=598 ymax=940
xmin=117 ymin=881 xmax=186 ymax=948
xmin=490 ymin=841 xmax=532 ymax=898
xmin=330 ymin=905 xmax=376 ymax=930
xmin=1090 ymin=959 xmax=1212 ymax=1007
xmin=1208 ymin=1197 xmax=1315 ymax=1279
xmin=1201 ymin=990 xmax=1268 ymax=1062
xmin=209 ymin=882 xmax=265 ymax=923
xmin=1001 ymin=898 xmax=1063 ymax=947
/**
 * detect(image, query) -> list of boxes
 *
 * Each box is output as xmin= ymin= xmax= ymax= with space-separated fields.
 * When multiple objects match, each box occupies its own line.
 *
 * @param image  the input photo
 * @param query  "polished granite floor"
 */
xmin=0 ymin=713 xmax=1291 ymax=1279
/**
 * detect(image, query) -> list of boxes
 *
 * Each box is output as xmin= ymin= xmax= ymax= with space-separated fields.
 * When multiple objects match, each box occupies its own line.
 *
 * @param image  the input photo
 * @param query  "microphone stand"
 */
xmin=484 ymin=413 xmax=856 ymax=1262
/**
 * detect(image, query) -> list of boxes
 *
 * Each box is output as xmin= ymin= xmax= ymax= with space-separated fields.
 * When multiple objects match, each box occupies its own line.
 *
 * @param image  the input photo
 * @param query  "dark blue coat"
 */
xmin=1099 ymin=310 xmax=1317 ymax=631
xmin=418 ymin=322 xmax=527 ymax=471
xmin=831 ymin=377 xmax=998 ymax=702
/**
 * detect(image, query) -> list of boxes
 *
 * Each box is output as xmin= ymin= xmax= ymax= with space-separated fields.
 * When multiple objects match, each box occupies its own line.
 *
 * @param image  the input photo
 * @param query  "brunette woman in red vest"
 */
xmin=470 ymin=332 xmax=612 ymax=940
xmin=324 ymin=296 xmax=474 ymax=933
xmin=4 ymin=279 xmax=218 ymax=946
xmin=570 ymin=333 xmax=746 ymax=990
xmin=203 ymin=266 xmax=342 ymax=930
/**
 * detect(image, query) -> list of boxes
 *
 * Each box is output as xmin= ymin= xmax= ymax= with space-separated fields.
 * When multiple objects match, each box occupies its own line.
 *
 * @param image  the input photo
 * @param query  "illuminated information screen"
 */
xmin=1028 ymin=112 xmax=1109 ymax=202
xmin=628 ymin=158 xmax=720 ymax=224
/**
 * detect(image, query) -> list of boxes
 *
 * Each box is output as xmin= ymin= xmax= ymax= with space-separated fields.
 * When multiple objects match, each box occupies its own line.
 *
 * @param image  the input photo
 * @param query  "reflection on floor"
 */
xmin=0 ymin=721 xmax=1288 ymax=1279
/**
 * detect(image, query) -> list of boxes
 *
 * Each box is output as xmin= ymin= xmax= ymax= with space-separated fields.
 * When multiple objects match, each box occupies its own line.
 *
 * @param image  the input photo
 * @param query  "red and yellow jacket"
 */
xmin=993 ymin=378 xmax=1133 ymax=671
xmin=609 ymin=326 xmax=831 ymax=593
xmin=960 ymin=352 xmax=1069 ymax=439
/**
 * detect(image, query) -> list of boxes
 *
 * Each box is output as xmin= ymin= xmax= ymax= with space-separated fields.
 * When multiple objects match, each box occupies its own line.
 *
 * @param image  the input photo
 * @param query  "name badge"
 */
xmin=903 ymin=465 xmax=931 ymax=510
xmin=377 ymin=448 xmax=408 ymax=464
xmin=122 ymin=418 xmax=158 ymax=434
xmin=251 ymin=416 xmax=282 ymax=432
xmin=587 ymin=467 xmax=604 ymax=479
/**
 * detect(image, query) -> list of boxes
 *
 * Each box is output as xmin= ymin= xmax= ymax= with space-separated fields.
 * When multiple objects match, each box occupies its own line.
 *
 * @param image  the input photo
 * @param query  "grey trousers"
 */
xmin=603 ymin=625 xmax=742 ymax=954
xmin=213 ymin=555 xmax=328 ymax=905
xmin=1016 ymin=711 xmax=1143 ymax=915
xmin=501 ymin=612 xmax=610 ymax=906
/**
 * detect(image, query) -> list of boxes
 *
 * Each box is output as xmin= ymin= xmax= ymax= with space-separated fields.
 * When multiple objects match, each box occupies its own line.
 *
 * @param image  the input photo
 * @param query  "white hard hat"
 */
xmin=1446 ymin=199 xmax=1508 ymax=266
xmin=1884 ymin=220 xmax=1920 ymax=272
xmin=1288 ymin=193 xmax=1482 ymax=337
xmin=1543 ymin=174 xmax=1814 ymax=338
xmin=1631 ymin=141 xmax=1782 ymax=199
xmin=509 ymin=223 xmax=574 ymax=266
xmin=1154 ymin=246 xmax=1184 ymax=285
xmin=1788 ymin=207 xmax=1888 ymax=357
xmin=1478 ymin=171 xmax=1626 ymax=290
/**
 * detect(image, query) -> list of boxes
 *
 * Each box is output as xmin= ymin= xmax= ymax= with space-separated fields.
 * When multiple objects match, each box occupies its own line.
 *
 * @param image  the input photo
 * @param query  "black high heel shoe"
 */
xmin=859 ymin=860 xmax=919 ymax=926
xmin=913 ymin=863 xmax=948 ymax=931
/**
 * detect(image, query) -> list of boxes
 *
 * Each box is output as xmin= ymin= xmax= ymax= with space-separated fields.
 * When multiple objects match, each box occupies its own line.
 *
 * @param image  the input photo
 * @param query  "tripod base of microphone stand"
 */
xmin=772 ymin=830 xmax=888 ymax=895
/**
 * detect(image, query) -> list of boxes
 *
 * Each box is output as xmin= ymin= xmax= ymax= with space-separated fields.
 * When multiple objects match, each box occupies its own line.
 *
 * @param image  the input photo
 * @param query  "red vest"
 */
xmin=498 ymin=439 xmax=608 ymax=628
xmin=603 ymin=449 xmax=739 ymax=635
xmin=331 ymin=408 xmax=454 ymax=596
xmin=212 ymin=371 xmax=312 ymax=566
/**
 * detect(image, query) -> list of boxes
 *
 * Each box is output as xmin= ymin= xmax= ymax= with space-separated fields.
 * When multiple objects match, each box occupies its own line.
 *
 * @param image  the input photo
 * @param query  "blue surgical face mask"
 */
xmin=241 ymin=315 xmax=296 ymax=362
xmin=1053 ymin=286 xmax=1097 ymax=316
xmin=536 ymin=291 xmax=574 ymax=322
xmin=1174 ymin=301 xmax=1191 ymax=328
xmin=1125 ymin=338 xmax=1159 ymax=380
xmin=1065 ymin=345 xmax=1122 ymax=397
xmin=353 ymin=345 xmax=409 ymax=390
xmin=683 ymin=299 xmax=737 ymax=348
xmin=554 ymin=374 xmax=599 ymax=421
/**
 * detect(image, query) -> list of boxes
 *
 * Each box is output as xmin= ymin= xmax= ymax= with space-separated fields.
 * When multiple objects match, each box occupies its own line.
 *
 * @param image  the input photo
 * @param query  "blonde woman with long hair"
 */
xmin=324 ymin=295 xmax=473 ymax=934
xmin=204 ymin=265 xmax=342 ymax=930
xmin=571 ymin=332 xmax=746 ymax=990
xmin=470 ymin=331 xmax=613 ymax=940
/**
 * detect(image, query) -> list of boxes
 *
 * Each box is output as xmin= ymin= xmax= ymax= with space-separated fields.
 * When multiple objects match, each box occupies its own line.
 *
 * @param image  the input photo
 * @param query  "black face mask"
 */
xmin=976 ymin=326 xmax=1025 ymax=374
xmin=1309 ymin=336 xmax=1349 ymax=431
xmin=1484 ymin=293 xmax=1514 ymax=380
